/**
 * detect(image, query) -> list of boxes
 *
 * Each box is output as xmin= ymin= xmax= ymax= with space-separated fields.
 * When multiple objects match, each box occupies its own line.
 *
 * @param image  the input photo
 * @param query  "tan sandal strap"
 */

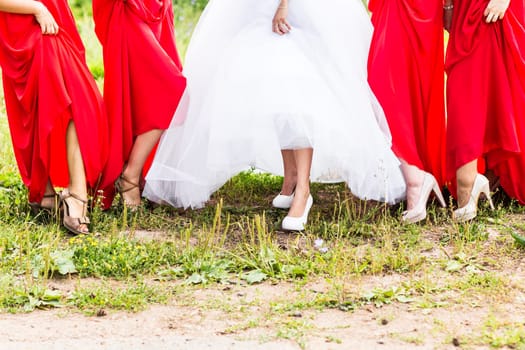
xmin=63 ymin=191 xmax=88 ymax=204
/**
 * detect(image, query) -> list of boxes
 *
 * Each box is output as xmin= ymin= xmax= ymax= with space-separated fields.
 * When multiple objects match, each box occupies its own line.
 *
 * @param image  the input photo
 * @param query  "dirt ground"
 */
xmin=1 ymin=275 xmax=523 ymax=350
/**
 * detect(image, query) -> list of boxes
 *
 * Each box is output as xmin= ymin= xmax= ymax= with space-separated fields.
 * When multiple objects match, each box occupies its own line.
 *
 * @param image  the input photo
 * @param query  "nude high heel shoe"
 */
xmin=401 ymin=172 xmax=446 ymax=224
xmin=60 ymin=189 xmax=90 ymax=235
xmin=453 ymin=174 xmax=495 ymax=222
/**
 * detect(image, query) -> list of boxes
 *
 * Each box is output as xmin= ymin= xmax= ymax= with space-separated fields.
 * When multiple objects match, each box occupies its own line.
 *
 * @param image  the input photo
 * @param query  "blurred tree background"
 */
xmin=68 ymin=0 xmax=210 ymax=80
xmin=69 ymin=0 xmax=209 ymax=16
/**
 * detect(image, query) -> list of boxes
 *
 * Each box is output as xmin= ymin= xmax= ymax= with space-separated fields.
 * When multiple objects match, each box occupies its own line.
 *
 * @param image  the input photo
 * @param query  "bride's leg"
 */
xmin=280 ymin=150 xmax=297 ymax=195
xmin=400 ymin=160 xmax=424 ymax=210
xmin=287 ymin=148 xmax=313 ymax=217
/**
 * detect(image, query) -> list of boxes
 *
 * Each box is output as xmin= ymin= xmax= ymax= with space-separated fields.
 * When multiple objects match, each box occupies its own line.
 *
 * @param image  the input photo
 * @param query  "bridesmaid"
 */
xmin=93 ymin=0 xmax=186 ymax=209
xmin=368 ymin=0 xmax=447 ymax=223
xmin=446 ymin=0 xmax=525 ymax=221
xmin=0 ymin=0 xmax=108 ymax=234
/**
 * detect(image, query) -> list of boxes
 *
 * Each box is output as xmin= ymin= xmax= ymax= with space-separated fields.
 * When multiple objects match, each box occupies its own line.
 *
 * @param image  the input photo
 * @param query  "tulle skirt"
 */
xmin=144 ymin=0 xmax=406 ymax=208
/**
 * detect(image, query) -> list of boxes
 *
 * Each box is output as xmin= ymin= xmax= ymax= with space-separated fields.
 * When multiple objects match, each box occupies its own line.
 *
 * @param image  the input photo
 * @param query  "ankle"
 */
xmin=457 ymin=178 xmax=475 ymax=208
xmin=122 ymin=166 xmax=141 ymax=184
xmin=281 ymin=177 xmax=297 ymax=195
xmin=293 ymin=185 xmax=310 ymax=198
xmin=62 ymin=193 xmax=88 ymax=217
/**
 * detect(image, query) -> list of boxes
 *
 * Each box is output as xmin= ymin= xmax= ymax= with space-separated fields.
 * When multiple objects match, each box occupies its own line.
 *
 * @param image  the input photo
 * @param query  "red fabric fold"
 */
xmin=93 ymin=0 xmax=187 ymax=196
xmin=368 ymin=0 xmax=446 ymax=186
xmin=0 ymin=0 xmax=108 ymax=203
xmin=446 ymin=0 xmax=525 ymax=203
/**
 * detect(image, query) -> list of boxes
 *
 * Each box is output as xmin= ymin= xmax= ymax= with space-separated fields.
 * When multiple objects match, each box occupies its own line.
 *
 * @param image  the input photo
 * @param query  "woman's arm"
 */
xmin=0 ymin=0 xmax=58 ymax=35
xmin=443 ymin=0 xmax=453 ymax=32
xmin=484 ymin=0 xmax=510 ymax=23
xmin=272 ymin=0 xmax=291 ymax=35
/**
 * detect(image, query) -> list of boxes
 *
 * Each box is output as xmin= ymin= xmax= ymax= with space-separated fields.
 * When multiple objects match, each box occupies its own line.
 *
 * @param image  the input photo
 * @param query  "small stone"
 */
xmin=96 ymin=309 xmax=107 ymax=317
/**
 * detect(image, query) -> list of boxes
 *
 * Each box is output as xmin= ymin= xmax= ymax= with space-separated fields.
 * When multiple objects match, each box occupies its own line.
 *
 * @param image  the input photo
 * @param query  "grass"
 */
xmin=1 ymin=2 xmax=525 ymax=349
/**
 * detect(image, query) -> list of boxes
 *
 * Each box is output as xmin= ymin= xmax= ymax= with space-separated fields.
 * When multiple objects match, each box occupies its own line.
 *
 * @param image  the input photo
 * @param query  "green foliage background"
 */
xmin=69 ymin=0 xmax=209 ymax=16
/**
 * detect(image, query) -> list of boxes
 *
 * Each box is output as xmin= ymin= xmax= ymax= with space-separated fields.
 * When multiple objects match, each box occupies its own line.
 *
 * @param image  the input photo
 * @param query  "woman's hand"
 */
xmin=484 ymin=0 xmax=510 ymax=23
xmin=34 ymin=2 xmax=59 ymax=35
xmin=272 ymin=2 xmax=291 ymax=35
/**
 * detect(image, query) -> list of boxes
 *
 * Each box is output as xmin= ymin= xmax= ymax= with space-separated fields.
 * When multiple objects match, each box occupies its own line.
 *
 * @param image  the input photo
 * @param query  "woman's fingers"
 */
xmin=485 ymin=10 xmax=505 ymax=23
xmin=35 ymin=3 xmax=59 ymax=35
xmin=41 ymin=20 xmax=59 ymax=35
xmin=484 ymin=0 xmax=510 ymax=23
xmin=272 ymin=20 xmax=291 ymax=35
xmin=282 ymin=19 xmax=292 ymax=31
xmin=272 ymin=22 xmax=283 ymax=35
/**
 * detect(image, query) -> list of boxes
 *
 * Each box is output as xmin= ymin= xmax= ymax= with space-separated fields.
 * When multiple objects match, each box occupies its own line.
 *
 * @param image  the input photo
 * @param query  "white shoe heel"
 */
xmin=272 ymin=192 xmax=295 ymax=209
xmin=401 ymin=172 xmax=446 ymax=224
xmin=453 ymin=174 xmax=495 ymax=222
xmin=282 ymin=195 xmax=313 ymax=231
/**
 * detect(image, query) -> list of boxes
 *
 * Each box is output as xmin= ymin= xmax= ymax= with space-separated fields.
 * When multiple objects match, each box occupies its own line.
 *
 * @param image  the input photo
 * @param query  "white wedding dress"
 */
xmin=144 ymin=0 xmax=406 ymax=208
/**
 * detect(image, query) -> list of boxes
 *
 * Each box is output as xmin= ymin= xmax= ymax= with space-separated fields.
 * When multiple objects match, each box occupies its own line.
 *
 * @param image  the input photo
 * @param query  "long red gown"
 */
xmin=93 ymin=0 xmax=186 ymax=203
xmin=0 ymin=0 xmax=108 ymax=203
xmin=446 ymin=0 xmax=525 ymax=203
xmin=368 ymin=0 xmax=446 ymax=186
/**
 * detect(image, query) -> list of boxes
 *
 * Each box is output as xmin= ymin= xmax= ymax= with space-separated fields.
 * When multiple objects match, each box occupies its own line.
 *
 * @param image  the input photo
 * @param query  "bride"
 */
xmin=144 ymin=0 xmax=406 ymax=230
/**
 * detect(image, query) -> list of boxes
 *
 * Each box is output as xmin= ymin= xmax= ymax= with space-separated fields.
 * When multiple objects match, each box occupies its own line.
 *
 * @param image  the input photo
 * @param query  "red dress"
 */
xmin=0 ymin=0 xmax=108 ymax=203
xmin=446 ymin=0 xmax=525 ymax=203
xmin=93 ymin=0 xmax=187 ymax=199
xmin=368 ymin=0 xmax=446 ymax=186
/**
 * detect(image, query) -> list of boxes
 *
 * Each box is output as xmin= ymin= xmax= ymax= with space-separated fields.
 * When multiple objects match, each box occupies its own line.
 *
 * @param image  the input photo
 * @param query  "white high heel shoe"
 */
xmin=282 ymin=194 xmax=313 ymax=231
xmin=272 ymin=192 xmax=295 ymax=209
xmin=402 ymin=172 xmax=446 ymax=224
xmin=453 ymin=174 xmax=495 ymax=222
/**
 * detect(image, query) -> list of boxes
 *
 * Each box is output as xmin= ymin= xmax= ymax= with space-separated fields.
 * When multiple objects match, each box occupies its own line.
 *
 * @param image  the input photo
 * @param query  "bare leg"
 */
xmin=456 ymin=160 xmax=477 ymax=208
xmin=38 ymin=180 xmax=57 ymax=208
xmin=280 ymin=150 xmax=297 ymax=195
xmin=400 ymin=160 xmax=424 ymax=211
xmin=287 ymin=148 xmax=313 ymax=217
xmin=65 ymin=121 xmax=89 ymax=232
xmin=120 ymin=129 xmax=164 ymax=206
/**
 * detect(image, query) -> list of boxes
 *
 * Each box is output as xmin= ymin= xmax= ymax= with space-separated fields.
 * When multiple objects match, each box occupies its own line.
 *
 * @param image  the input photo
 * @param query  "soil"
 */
xmin=1 ymin=274 xmax=523 ymax=350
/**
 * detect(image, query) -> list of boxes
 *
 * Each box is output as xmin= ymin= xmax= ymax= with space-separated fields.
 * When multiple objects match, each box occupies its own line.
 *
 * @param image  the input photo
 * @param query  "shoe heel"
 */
xmin=481 ymin=182 xmax=495 ymax=210
xmin=432 ymin=182 xmax=446 ymax=208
